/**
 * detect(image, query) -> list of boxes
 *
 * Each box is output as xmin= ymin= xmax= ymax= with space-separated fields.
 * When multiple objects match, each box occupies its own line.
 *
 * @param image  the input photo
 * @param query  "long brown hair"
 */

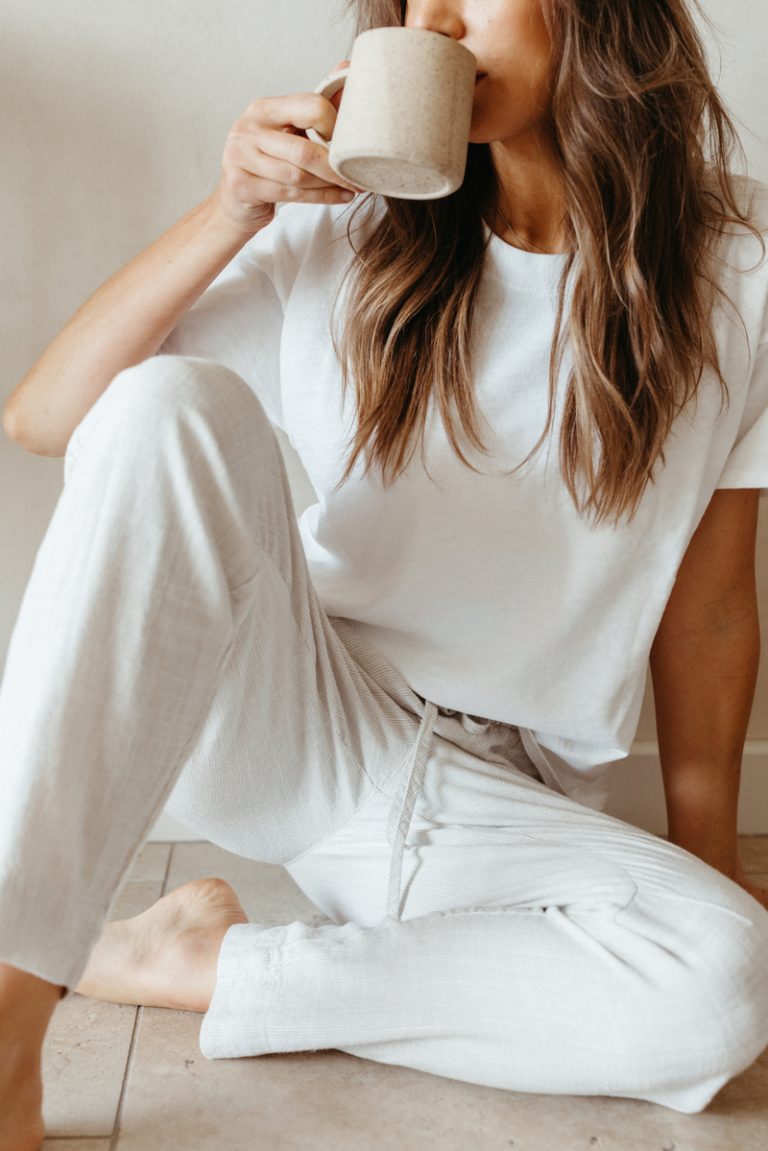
xmin=331 ymin=0 xmax=765 ymax=524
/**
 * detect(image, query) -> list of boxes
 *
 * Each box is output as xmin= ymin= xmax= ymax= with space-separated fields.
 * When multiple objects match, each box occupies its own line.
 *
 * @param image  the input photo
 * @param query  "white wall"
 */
xmin=1 ymin=0 xmax=767 ymax=841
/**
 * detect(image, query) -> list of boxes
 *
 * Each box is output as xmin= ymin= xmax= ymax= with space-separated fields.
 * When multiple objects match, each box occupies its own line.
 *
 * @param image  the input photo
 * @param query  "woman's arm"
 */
xmin=649 ymin=487 xmax=761 ymax=883
xmin=2 ymin=196 xmax=256 ymax=458
xmin=2 ymin=86 xmax=358 ymax=459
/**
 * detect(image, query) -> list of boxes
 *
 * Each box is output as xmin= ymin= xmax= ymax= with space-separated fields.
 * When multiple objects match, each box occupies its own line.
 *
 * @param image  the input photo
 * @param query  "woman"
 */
xmin=2 ymin=0 xmax=768 ymax=1142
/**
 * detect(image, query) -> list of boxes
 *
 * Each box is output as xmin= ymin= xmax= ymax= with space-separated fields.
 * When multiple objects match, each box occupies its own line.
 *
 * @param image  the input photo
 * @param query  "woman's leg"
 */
xmin=0 ymin=357 xmax=252 ymax=990
xmin=0 ymin=354 xmax=428 ymax=1143
xmin=201 ymin=717 xmax=768 ymax=1115
xmin=0 ymin=354 xmax=418 ymax=994
xmin=0 ymin=967 xmax=62 ymax=1151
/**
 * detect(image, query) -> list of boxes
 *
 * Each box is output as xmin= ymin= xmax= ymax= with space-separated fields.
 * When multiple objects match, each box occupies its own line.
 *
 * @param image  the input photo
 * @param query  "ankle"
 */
xmin=0 ymin=964 xmax=64 ymax=1057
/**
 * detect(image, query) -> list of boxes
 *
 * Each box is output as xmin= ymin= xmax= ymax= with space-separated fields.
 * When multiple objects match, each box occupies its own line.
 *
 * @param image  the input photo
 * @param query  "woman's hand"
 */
xmin=211 ymin=62 xmax=361 ymax=238
xmin=733 ymin=863 xmax=768 ymax=912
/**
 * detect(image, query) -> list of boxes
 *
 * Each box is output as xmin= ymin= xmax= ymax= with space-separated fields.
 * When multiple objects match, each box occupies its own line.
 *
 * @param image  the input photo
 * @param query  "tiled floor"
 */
xmin=41 ymin=838 xmax=768 ymax=1150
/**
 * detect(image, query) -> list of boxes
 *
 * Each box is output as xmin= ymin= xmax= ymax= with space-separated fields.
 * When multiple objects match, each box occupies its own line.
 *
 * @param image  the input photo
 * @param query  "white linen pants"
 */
xmin=1 ymin=355 xmax=767 ymax=1115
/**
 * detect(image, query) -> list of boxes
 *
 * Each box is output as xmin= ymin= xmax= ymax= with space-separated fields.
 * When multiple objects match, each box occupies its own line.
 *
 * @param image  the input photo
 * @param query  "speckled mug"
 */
xmin=306 ymin=28 xmax=478 ymax=200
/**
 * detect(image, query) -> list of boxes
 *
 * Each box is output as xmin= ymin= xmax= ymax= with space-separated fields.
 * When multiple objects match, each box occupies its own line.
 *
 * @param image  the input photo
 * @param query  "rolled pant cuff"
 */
xmin=199 ymin=920 xmax=335 ymax=1060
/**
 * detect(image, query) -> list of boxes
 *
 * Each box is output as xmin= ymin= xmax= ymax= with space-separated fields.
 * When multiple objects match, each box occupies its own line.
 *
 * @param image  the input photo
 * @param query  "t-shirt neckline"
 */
xmin=483 ymin=223 xmax=571 ymax=293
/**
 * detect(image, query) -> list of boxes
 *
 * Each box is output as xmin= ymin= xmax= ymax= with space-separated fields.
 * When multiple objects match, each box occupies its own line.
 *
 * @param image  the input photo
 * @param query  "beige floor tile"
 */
xmin=113 ymin=1007 xmax=768 ymax=1151
xmin=42 ymin=856 xmax=169 ymax=1139
xmin=42 ymin=995 xmax=137 ymax=1138
xmin=108 ymin=874 xmax=165 ymax=920
xmin=738 ymin=836 xmax=768 ymax=872
xmin=109 ymin=878 xmax=172 ymax=922
xmin=125 ymin=842 xmax=172 ymax=883
xmin=166 ymin=841 xmax=334 ymax=927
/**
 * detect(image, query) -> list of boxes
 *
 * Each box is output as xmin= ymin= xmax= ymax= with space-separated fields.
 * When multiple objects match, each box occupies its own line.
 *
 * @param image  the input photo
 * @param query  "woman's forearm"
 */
xmin=648 ymin=489 xmax=761 ymax=880
xmin=2 ymin=192 xmax=262 ymax=459
xmin=653 ymin=612 xmax=757 ymax=880
xmin=4 ymin=79 xmax=362 ymax=461
xmin=662 ymin=756 xmax=741 ymax=877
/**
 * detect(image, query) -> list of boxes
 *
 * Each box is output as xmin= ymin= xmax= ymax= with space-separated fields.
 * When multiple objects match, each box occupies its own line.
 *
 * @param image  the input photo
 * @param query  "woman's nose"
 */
xmin=404 ymin=1 xmax=466 ymax=40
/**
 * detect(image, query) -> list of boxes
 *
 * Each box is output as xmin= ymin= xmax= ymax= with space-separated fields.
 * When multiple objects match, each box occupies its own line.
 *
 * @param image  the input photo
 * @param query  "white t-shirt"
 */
xmin=161 ymin=182 xmax=768 ymax=811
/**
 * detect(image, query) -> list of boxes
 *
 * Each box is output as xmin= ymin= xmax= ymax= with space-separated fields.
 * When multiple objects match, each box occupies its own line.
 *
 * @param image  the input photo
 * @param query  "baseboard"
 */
xmin=147 ymin=811 xmax=205 ymax=842
xmin=603 ymin=742 xmax=768 ymax=835
xmin=148 ymin=742 xmax=768 ymax=842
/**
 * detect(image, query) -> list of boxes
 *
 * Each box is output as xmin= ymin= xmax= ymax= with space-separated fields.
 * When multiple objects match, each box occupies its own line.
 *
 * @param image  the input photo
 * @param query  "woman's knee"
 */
xmin=647 ymin=894 xmax=768 ymax=1087
xmin=65 ymin=355 xmax=274 ymax=474
xmin=703 ymin=902 xmax=768 ymax=1068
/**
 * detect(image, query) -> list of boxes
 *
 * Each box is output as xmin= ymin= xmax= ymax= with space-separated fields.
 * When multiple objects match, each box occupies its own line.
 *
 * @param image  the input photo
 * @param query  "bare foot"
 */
xmin=75 ymin=878 xmax=248 ymax=1013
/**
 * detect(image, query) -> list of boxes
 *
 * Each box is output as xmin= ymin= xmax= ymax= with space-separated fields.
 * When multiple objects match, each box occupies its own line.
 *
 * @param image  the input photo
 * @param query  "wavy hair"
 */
xmin=331 ymin=0 xmax=765 ymax=524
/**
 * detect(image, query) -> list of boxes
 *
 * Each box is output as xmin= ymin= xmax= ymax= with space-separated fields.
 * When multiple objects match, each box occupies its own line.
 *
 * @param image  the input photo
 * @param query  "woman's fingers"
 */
xmin=214 ymin=90 xmax=365 ymax=234
xmin=230 ymin=122 xmax=354 ymax=192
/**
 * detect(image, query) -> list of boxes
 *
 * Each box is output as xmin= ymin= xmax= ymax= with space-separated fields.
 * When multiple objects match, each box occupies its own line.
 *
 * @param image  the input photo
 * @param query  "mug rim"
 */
xmin=353 ymin=25 xmax=477 ymax=65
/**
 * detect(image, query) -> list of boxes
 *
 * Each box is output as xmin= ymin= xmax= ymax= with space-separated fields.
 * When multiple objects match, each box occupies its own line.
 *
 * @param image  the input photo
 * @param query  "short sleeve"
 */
xmin=158 ymin=206 xmax=308 ymax=430
xmin=715 ymin=337 xmax=768 ymax=498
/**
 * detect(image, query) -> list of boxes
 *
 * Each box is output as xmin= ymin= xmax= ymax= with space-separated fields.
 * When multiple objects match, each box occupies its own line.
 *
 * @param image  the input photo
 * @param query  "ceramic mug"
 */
xmin=306 ymin=27 xmax=478 ymax=200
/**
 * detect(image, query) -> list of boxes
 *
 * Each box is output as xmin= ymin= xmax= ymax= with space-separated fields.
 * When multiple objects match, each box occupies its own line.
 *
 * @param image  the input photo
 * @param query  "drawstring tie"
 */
xmin=385 ymin=698 xmax=439 ymax=921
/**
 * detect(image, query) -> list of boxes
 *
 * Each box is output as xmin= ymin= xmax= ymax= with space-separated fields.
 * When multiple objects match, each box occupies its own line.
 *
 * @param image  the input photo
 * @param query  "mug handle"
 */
xmin=306 ymin=67 xmax=350 ymax=148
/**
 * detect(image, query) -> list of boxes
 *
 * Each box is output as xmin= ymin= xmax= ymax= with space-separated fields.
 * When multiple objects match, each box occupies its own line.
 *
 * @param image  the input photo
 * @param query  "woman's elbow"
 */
xmin=2 ymin=402 xmax=67 ymax=457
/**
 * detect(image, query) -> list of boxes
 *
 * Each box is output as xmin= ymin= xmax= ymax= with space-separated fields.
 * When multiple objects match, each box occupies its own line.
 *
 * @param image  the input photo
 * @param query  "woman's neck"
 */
xmin=489 ymin=136 xmax=569 ymax=255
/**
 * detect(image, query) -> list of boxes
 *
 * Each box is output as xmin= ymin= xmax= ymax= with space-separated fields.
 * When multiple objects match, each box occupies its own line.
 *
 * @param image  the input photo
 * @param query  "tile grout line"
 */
xmin=106 ymin=1006 xmax=142 ymax=1150
xmin=107 ymin=842 xmax=177 ymax=1151
xmin=160 ymin=840 xmax=176 ymax=898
